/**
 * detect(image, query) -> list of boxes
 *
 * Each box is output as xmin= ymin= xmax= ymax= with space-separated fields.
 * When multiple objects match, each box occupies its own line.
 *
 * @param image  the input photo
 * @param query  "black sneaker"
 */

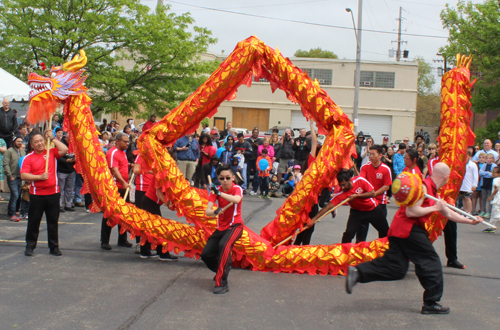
xmin=50 ymin=248 xmax=62 ymax=256
xmin=421 ymin=303 xmax=450 ymax=315
xmin=447 ymin=260 xmax=465 ymax=269
xmin=158 ymin=253 xmax=178 ymax=261
xmin=213 ymin=284 xmax=229 ymax=294
xmin=64 ymin=207 xmax=75 ymax=212
xmin=345 ymin=266 xmax=359 ymax=294
xmin=117 ymin=241 xmax=133 ymax=248
xmin=24 ymin=247 xmax=34 ymax=256
xmin=60 ymin=207 xmax=65 ymax=213
xmin=140 ymin=253 xmax=159 ymax=259
xmin=101 ymin=243 xmax=112 ymax=250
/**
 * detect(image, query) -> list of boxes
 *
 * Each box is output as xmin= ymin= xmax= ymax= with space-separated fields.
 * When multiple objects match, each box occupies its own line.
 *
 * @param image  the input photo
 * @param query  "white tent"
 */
xmin=0 ymin=67 xmax=30 ymax=101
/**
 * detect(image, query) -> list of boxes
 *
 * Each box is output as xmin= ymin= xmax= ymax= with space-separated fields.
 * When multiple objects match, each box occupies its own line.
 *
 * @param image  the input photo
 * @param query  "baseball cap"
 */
xmin=210 ymin=130 xmax=218 ymax=135
xmin=294 ymin=165 xmax=301 ymax=169
xmin=383 ymin=137 xmax=389 ymax=141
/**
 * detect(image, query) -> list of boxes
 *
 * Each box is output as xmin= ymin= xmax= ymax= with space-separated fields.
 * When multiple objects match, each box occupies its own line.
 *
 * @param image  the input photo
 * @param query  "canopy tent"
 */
xmin=0 ymin=67 xmax=30 ymax=101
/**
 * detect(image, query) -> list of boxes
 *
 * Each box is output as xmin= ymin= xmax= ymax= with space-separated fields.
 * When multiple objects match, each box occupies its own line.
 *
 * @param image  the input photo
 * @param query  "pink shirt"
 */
xmin=257 ymin=144 xmax=275 ymax=158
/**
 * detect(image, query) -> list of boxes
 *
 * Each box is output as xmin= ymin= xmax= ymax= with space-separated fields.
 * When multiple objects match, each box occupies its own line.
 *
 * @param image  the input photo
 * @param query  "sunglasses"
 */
xmin=218 ymin=176 xmax=232 ymax=181
xmin=403 ymin=140 xmax=409 ymax=142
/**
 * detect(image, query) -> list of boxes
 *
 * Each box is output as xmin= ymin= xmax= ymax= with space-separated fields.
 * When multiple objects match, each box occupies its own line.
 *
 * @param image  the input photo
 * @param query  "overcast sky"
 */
xmin=142 ymin=0 xmax=482 ymax=87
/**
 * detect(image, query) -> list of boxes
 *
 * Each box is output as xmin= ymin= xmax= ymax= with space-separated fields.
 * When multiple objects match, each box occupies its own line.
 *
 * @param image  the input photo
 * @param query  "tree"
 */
xmin=414 ymin=56 xmax=440 ymax=126
xmin=440 ymin=0 xmax=500 ymax=113
xmin=0 ymin=0 xmax=218 ymax=117
xmin=294 ymin=48 xmax=338 ymax=59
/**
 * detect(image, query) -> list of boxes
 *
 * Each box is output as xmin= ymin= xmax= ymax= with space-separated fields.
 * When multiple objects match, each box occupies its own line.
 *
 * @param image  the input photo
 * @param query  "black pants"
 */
xmin=357 ymin=225 xmax=444 ymax=305
xmin=342 ymin=204 xmax=389 ymax=243
xmin=294 ymin=204 xmax=319 ymax=245
xmin=138 ymin=194 xmax=169 ymax=257
xmin=101 ymin=188 xmax=129 ymax=245
xmin=26 ymin=193 xmax=60 ymax=250
xmin=247 ymin=160 xmax=258 ymax=190
xmin=443 ymin=220 xmax=457 ymax=262
xmin=84 ymin=193 xmax=93 ymax=209
xmin=356 ymin=204 xmax=388 ymax=242
xmin=134 ymin=190 xmax=146 ymax=244
xmin=201 ymin=223 xmax=243 ymax=287
xmin=0 ymin=134 xmax=13 ymax=149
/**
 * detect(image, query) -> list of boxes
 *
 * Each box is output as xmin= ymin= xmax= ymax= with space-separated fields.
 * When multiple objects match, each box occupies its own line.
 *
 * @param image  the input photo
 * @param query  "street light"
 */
xmin=346 ymin=1 xmax=362 ymax=132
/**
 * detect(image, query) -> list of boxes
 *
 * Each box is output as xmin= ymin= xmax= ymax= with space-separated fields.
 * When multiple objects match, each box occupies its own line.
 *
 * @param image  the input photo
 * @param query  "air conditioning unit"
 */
xmin=318 ymin=79 xmax=325 ymax=84
xmin=363 ymin=81 xmax=372 ymax=86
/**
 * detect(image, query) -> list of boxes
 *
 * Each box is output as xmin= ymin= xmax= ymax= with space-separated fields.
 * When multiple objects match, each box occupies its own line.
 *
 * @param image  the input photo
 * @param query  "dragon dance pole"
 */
xmin=275 ymin=198 xmax=350 ymax=247
xmin=45 ymin=116 xmax=52 ymax=172
xmin=123 ymin=172 xmax=136 ymax=202
xmin=424 ymin=194 xmax=497 ymax=229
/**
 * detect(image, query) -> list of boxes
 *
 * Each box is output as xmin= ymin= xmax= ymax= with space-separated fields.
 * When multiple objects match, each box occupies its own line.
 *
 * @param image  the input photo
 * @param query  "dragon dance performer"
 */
xmin=21 ymin=130 xmax=68 ymax=257
xmin=346 ymin=163 xmax=482 ymax=314
xmin=311 ymin=169 xmax=389 ymax=243
xmin=202 ymin=164 xmax=244 ymax=294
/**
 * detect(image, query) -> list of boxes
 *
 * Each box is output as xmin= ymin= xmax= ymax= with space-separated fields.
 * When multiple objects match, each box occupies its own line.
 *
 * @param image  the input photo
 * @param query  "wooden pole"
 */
xmin=45 ymin=116 xmax=52 ymax=172
xmin=123 ymin=173 xmax=136 ymax=202
xmin=275 ymin=197 xmax=350 ymax=247
xmin=424 ymin=193 xmax=497 ymax=229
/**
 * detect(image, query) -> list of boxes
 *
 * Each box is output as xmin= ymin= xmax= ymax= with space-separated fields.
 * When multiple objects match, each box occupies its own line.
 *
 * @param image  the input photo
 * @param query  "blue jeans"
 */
xmin=7 ymin=177 xmax=22 ymax=216
xmin=73 ymin=173 xmax=83 ymax=203
xmin=21 ymin=200 xmax=30 ymax=217
xmin=241 ymin=163 xmax=248 ymax=190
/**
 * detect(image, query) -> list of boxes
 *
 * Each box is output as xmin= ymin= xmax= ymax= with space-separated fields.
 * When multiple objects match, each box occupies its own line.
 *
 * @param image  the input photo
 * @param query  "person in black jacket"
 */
xmin=278 ymin=128 xmax=295 ymax=184
xmin=0 ymin=98 xmax=19 ymax=149
xmin=232 ymin=133 xmax=252 ymax=192
xmin=292 ymin=128 xmax=311 ymax=174
xmin=201 ymin=156 xmax=221 ymax=189
xmin=57 ymin=137 xmax=76 ymax=212
xmin=246 ymin=128 xmax=263 ymax=195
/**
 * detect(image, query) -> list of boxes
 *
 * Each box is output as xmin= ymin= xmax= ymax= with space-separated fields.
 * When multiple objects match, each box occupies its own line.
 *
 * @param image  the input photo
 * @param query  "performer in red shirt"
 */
xmin=403 ymin=148 xmax=423 ymax=178
xmin=21 ymin=130 xmax=68 ymax=257
xmin=202 ymin=164 xmax=244 ymax=294
xmin=100 ymin=133 xmax=132 ymax=250
xmin=346 ymin=163 xmax=482 ymax=315
xmin=357 ymin=144 xmax=393 ymax=241
xmin=310 ymin=169 xmax=389 ymax=244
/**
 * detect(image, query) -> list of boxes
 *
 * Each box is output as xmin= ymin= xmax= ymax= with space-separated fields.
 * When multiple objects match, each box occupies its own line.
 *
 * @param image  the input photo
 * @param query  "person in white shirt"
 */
xmin=459 ymin=149 xmax=479 ymax=213
xmin=472 ymin=139 xmax=499 ymax=162
xmin=486 ymin=167 xmax=500 ymax=233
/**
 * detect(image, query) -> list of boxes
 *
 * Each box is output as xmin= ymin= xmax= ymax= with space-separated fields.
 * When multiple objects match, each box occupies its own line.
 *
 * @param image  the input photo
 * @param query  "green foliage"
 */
xmin=416 ymin=93 xmax=441 ymax=126
xmin=440 ymin=0 xmax=500 ymax=113
xmin=200 ymin=117 xmax=210 ymax=127
xmin=414 ymin=56 xmax=436 ymax=96
xmin=294 ymin=48 xmax=338 ymax=59
xmin=0 ymin=0 xmax=218 ymax=117
xmin=474 ymin=116 xmax=500 ymax=145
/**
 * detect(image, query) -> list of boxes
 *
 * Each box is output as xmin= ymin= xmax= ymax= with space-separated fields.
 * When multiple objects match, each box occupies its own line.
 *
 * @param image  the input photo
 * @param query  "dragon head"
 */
xmin=27 ymin=50 xmax=88 ymax=124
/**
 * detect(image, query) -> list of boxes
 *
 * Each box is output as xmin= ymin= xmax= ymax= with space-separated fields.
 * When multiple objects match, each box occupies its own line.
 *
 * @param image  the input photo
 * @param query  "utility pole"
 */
xmin=158 ymin=0 xmax=164 ymax=6
xmin=352 ymin=0 xmax=362 ymax=132
xmin=396 ymin=6 xmax=402 ymax=62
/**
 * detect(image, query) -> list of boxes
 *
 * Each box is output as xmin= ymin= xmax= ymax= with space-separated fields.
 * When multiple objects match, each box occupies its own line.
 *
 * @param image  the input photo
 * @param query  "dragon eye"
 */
xmin=51 ymin=72 xmax=56 ymax=78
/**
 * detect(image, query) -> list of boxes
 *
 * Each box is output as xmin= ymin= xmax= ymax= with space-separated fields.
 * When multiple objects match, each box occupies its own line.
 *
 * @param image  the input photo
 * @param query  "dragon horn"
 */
xmin=63 ymin=50 xmax=87 ymax=72
xmin=466 ymin=55 xmax=473 ymax=70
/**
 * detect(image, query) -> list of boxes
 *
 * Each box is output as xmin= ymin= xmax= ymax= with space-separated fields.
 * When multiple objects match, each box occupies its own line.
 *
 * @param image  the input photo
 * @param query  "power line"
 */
xmin=166 ymin=0 xmax=448 ymax=39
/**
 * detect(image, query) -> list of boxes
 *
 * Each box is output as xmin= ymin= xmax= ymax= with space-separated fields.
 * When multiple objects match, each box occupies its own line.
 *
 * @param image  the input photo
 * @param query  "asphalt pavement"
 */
xmin=0 ymin=192 xmax=499 ymax=330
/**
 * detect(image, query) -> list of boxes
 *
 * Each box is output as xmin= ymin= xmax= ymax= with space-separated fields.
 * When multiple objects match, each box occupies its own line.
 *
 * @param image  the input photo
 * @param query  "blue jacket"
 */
xmin=174 ymin=136 xmax=199 ymax=161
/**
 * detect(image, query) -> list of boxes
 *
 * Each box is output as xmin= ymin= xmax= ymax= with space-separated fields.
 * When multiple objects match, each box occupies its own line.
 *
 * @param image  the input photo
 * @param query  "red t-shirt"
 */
xmin=331 ymin=176 xmax=378 ymax=211
xmin=145 ymin=178 xmax=162 ymax=205
xmin=360 ymin=162 xmax=392 ymax=204
xmin=21 ymin=148 xmax=63 ymax=195
xmin=201 ymin=145 xmax=217 ymax=165
xmin=208 ymin=183 xmax=244 ymax=231
xmin=134 ymin=155 xmax=152 ymax=192
xmin=404 ymin=166 xmax=423 ymax=178
xmin=106 ymin=147 xmax=129 ymax=189
xmin=388 ymin=177 xmax=437 ymax=238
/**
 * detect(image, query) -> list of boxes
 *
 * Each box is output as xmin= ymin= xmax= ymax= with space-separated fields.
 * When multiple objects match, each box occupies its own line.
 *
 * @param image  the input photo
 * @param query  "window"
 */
xmin=300 ymin=68 xmax=333 ymax=85
xmin=359 ymin=71 xmax=395 ymax=88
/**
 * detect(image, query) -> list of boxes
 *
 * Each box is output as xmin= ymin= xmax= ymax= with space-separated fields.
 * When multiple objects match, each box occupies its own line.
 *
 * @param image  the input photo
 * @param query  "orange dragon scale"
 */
xmin=26 ymin=37 xmax=474 ymax=275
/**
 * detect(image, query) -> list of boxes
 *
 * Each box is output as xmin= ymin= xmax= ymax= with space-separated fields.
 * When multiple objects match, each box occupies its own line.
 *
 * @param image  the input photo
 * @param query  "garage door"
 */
xmin=358 ymin=114 xmax=392 ymax=144
xmin=291 ymin=110 xmax=317 ymax=131
xmin=233 ymin=107 xmax=270 ymax=132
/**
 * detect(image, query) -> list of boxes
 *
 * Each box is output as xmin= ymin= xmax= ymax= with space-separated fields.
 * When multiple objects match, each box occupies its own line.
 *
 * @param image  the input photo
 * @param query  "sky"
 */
xmin=141 ymin=0 xmax=482 ymax=88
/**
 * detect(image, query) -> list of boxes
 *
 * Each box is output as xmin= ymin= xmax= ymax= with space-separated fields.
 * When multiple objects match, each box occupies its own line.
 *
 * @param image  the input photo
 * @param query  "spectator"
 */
xmin=100 ymin=131 xmax=111 ymax=154
xmin=258 ymin=137 xmax=275 ymax=159
xmin=112 ymin=123 xmax=120 ymax=133
xmin=459 ymin=147 xmax=478 ymax=214
xmin=126 ymin=128 xmax=139 ymax=164
xmin=393 ymin=143 xmax=406 ymax=177
xmin=0 ymin=138 xmax=6 ymax=200
xmin=495 ymin=142 xmax=500 ymax=161
xmin=403 ymin=137 xmax=411 ymax=149
xmin=100 ymin=133 xmax=132 ymax=250
xmin=246 ymin=128 xmax=263 ymax=195
xmin=201 ymin=156 xmax=221 ymax=189
xmin=479 ymin=153 xmax=496 ymax=218
xmin=418 ymin=146 xmax=429 ymax=174
xmin=20 ymin=181 xmax=29 ymax=219
xmin=269 ymin=133 xmax=281 ymax=173
xmin=201 ymin=122 xmax=210 ymax=135
xmin=106 ymin=120 xmax=116 ymax=132
xmin=122 ymin=124 xmax=131 ymax=135
xmin=230 ymin=155 xmax=242 ymax=177
xmin=360 ymin=137 xmax=373 ymax=166
xmin=278 ymin=128 xmax=294 ymax=184
xmin=293 ymin=164 xmax=303 ymax=184
xmin=21 ymin=130 xmax=68 ymax=256
xmin=210 ymin=130 xmax=220 ymax=148
xmin=99 ymin=118 xmax=108 ymax=132
xmin=292 ymin=128 xmax=310 ymax=173
xmin=219 ymin=121 xmax=232 ymax=140
xmin=382 ymin=136 xmax=389 ymax=146
xmin=269 ymin=174 xmax=282 ymax=198
xmin=355 ymin=131 xmax=366 ymax=171
xmin=57 ymin=137 xmax=76 ymax=213
xmin=282 ymin=160 xmax=295 ymax=196
xmin=174 ymin=133 xmax=200 ymax=185
xmin=224 ymin=135 xmax=234 ymax=151
xmin=195 ymin=133 xmax=217 ymax=187
xmin=54 ymin=127 xmax=63 ymax=142
xmin=472 ymin=139 xmax=498 ymax=162
xmin=4 ymin=137 xmax=25 ymax=221
xmin=142 ymin=114 xmax=157 ymax=132
xmin=0 ymin=98 xmax=18 ymax=149
xmin=126 ymin=118 xmax=136 ymax=130
xmin=220 ymin=142 xmax=234 ymax=165
xmin=256 ymin=149 xmax=272 ymax=198
xmin=16 ymin=124 xmax=30 ymax=146
xmin=232 ymin=133 xmax=252 ymax=192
